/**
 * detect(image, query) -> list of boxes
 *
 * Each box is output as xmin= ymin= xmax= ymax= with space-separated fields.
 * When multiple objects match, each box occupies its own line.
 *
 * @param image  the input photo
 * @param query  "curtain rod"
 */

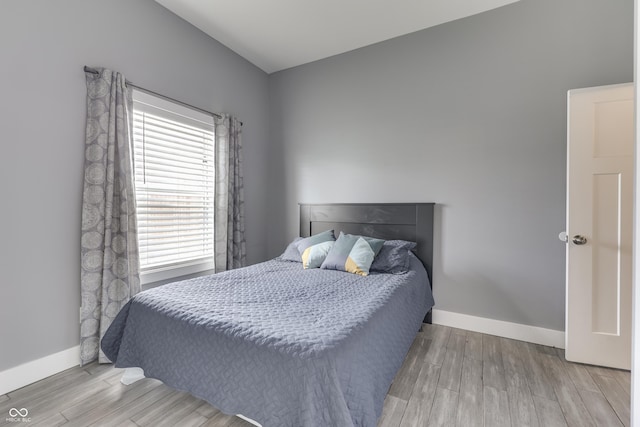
xmin=84 ymin=66 xmax=228 ymax=122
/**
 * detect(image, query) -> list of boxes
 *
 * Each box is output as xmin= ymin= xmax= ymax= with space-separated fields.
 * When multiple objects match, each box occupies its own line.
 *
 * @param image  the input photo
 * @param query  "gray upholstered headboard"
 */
xmin=299 ymin=203 xmax=435 ymax=287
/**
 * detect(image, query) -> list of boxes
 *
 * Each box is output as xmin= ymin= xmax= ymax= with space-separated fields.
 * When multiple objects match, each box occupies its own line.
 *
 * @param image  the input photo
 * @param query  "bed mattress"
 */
xmin=101 ymin=255 xmax=434 ymax=426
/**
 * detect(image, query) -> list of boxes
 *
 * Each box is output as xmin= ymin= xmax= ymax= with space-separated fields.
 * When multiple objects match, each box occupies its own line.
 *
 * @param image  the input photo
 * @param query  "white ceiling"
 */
xmin=155 ymin=0 xmax=520 ymax=74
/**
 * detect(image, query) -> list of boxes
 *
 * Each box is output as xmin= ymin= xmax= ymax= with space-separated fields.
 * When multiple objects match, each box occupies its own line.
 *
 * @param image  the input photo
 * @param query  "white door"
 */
xmin=565 ymin=83 xmax=634 ymax=370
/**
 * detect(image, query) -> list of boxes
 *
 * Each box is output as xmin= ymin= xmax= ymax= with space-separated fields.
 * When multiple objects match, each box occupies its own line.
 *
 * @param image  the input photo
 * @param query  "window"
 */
xmin=132 ymin=89 xmax=215 ymax=283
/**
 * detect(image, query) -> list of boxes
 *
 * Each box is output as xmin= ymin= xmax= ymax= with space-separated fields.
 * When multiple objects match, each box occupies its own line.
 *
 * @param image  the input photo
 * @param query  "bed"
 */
xmin=101 ymin=203 xmax=435 ymax=427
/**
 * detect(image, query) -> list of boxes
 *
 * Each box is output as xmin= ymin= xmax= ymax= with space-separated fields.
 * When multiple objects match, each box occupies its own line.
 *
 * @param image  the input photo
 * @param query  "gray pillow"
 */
xmin=370 ymin=240 xmax=417 ymax=274
xmin=277 ymin=237 xmax=304 ymax=262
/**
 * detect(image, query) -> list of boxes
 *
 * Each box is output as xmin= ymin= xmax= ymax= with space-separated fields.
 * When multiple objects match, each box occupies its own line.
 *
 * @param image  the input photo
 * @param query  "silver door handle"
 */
xmin=572 ymin=235 xmax=587 ymax=245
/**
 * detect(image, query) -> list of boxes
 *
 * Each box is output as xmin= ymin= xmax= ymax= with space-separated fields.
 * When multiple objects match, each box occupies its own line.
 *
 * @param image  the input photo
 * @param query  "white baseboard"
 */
xmin=0 ymin=346 xmax=80 ymax=395
xmin=0 ymin=312 xmax=564 ymax=396
xmin=431 ymin=309 xmax=565 ymax=349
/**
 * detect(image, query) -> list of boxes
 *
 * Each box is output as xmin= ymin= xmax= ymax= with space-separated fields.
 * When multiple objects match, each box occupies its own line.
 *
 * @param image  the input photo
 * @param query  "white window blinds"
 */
xmin=132 ymin=90 xmax=215 ymax=278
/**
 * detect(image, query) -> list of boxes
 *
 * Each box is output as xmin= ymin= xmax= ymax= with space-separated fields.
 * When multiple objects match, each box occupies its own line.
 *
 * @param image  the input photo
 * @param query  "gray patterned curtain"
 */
xmin=80 ymin=67 xmax=140 ymax=365
xmin=214 ymin=115 xmax=246 ymax=271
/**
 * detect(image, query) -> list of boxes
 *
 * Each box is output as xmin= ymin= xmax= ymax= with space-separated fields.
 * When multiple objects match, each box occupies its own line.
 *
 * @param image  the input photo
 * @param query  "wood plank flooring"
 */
xmin=0 ymin=324 xmax=630 ymax=426
xmin=382 ymin=325 xmax=630 ymax=427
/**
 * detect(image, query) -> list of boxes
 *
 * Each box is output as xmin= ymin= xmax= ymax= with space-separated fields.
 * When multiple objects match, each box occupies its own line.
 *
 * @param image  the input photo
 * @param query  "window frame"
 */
xmin=131 ymin=89 xmax=216 ymax=285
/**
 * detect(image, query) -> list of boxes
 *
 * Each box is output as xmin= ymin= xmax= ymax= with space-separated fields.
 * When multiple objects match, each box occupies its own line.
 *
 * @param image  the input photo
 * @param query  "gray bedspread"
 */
xmin=101 ymin=255 xmax=434 ymax=427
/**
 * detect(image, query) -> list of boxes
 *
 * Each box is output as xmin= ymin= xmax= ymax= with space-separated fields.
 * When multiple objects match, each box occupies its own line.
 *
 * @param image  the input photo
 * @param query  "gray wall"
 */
xmin=268 ymin=0 xmax=633 ymax=332
xmin=0 ymin=0 xmax=269 ymax=371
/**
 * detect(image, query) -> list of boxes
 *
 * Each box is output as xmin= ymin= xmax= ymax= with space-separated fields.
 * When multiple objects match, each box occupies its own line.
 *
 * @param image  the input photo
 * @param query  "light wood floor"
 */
xmin=0 ymin=324 xmax=630 ymax=427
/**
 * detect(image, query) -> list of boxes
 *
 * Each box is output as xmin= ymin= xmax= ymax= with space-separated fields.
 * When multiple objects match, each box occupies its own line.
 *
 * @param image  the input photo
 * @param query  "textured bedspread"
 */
xmin=101 ymin=255 xmax=434 ymax=427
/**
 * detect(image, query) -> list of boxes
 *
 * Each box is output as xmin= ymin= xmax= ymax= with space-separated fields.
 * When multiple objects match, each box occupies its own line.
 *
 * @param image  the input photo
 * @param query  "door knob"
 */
xmin=572 ymin=235 xmax=587 ymax=245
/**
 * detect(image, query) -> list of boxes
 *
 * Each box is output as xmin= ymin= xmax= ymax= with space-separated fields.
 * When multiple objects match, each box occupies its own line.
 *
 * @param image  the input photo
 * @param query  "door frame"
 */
xmin=631 ymin=0 xmax=639 ymax=422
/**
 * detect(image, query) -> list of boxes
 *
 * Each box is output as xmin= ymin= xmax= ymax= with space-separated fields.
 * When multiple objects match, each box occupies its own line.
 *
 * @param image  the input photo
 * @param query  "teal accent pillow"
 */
xmin=294 ymin=230 xmax=336 ymax=269
xmin=320 ymin=232 xmax=385 ymax=276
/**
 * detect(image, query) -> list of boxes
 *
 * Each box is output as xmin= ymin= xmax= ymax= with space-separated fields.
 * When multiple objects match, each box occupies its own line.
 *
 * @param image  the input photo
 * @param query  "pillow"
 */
xmin=295 ymin=230 xmax=336 ymax=269
xmin=278 ymin=237 xmax=303 ymax=262
xmin=370 ymin=240 xmax=417 ymax=274
xmin=321 ymin=232 xmax=385 ymax=276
